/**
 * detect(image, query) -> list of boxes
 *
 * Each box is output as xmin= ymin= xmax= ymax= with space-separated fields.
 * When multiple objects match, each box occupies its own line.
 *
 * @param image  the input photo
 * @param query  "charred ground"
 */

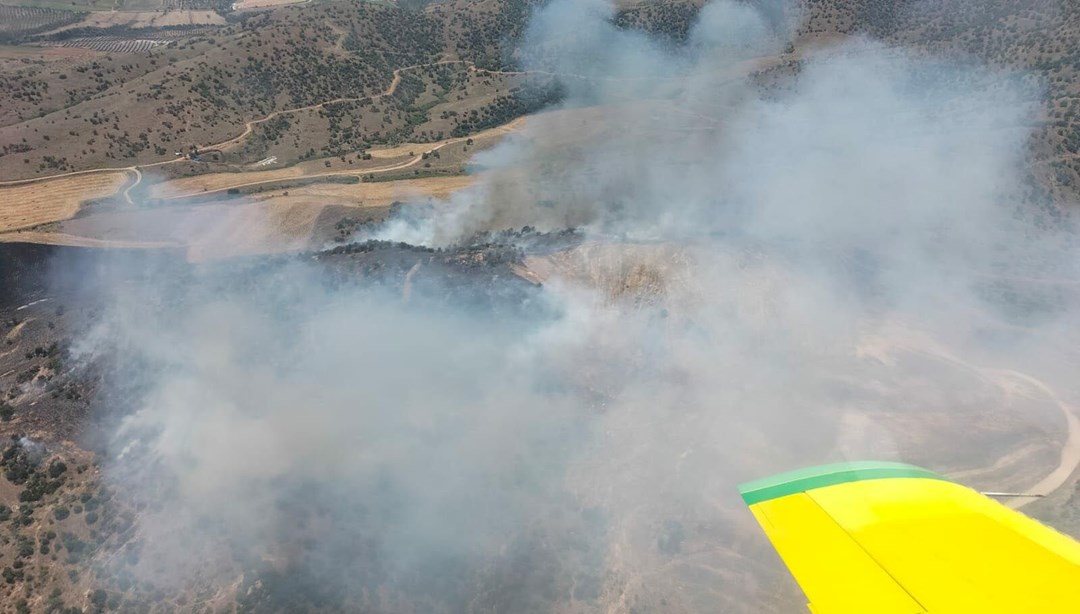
xmin=0 ymin=232 xmax=583 ymax=613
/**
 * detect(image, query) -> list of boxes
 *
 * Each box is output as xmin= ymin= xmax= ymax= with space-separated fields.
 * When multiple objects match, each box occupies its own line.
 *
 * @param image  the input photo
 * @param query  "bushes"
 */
xmin=48 ymin=460 xmax=67 ymax=478
xmin=18 ymin=471 xmax=64 ymax=502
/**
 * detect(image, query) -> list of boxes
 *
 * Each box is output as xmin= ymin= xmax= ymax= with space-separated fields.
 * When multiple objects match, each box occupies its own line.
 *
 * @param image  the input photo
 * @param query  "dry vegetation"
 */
xmin=0 ymin=2 xmax=1079 ymax=612
xmin=0 ymin=0 xmax=553 ymax=183
xmin=0 ymin=171 xmax=127 ymax=232
xmin=148 ymin=115 xmax=519 ymax=198
xmin=49 ymin=10 xmax=226 ymax=30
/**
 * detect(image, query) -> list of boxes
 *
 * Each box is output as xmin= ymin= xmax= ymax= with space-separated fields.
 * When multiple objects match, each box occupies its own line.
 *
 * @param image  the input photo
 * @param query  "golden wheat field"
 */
xmin=0 ymin=171 xmax=128 ymax=232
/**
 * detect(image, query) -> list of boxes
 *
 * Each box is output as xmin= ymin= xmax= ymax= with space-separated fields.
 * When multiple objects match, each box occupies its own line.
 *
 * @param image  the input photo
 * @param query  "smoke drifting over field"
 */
xmin=78 ymin=1 xmax=1080 ymax=611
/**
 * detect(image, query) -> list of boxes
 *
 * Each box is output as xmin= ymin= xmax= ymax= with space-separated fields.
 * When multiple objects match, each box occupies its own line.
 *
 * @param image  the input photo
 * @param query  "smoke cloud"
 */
xmin=73 ymin=0 xmax=1080 ymax=611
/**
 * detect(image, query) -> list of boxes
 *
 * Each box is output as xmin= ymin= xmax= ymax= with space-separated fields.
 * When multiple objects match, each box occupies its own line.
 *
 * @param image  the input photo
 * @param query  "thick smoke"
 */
xmin=77 ymin=1 xmax=1080 ymax=612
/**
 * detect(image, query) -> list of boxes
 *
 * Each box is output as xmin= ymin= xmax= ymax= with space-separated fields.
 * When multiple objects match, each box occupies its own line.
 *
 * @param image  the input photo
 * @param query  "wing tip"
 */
xmin=738 ymin=460 xmax=946 ymax=506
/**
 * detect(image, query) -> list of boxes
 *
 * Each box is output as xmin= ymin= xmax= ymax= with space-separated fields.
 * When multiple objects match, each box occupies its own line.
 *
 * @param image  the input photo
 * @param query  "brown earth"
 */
xmin=0 ymin=171 xmax=128 ymax=232
xmin=40 ymin=9 xmax=226 ymax=32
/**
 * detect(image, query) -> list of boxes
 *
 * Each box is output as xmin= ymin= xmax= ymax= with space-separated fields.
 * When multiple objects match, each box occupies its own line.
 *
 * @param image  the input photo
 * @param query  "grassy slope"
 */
xmin=0 ymin=0 xmax=548 ymax=181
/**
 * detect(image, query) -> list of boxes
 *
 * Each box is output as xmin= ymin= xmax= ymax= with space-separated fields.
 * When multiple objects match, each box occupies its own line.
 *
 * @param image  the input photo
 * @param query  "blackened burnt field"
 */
xmin=0 ymin=229 xmax=1077 ymax=613
xmin=0 ymin=235 xmax=549 ymax=435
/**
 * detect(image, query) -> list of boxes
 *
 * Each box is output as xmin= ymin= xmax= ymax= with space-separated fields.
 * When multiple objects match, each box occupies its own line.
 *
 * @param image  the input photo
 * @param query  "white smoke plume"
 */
xmin=73 ymin=1 xmax=1080 ymax=612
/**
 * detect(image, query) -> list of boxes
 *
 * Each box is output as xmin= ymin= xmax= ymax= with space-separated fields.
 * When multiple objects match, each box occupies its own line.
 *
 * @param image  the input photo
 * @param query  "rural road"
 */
xmin=893 ymin=340 xmax=1080 ymax=508
xmin=0 ymin=60 xmax=488 ymax=190
xmin=158 ymin=117 xmax=523 ymax=200
xmin=0 ymin=44 xmax=802 ymax=201
xmin=993 ymin=369 xmax=1080 ymax=509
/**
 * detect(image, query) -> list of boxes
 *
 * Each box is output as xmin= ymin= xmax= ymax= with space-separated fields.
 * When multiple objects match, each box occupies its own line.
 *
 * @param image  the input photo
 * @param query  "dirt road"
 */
xmin=991 ymin=369 xmax=1080 ymax=508
xmin=202 ymin=60 xmax=472 ymax=153
xmin=0 ymin=60 xmax=478 ymax=191
xmin=158 ymin=117 xmax=523 ymax=200
xmin=858 ymin=331 xmax=1080 ymax=508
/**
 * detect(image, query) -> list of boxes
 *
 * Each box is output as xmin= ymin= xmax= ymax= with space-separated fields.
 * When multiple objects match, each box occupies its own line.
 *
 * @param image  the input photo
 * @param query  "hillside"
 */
xmin=612 ymin=0 xmax=1080 ymax=206
xmin=6 ymin=0 xmax=1078 ymax=204
xmin=3 ymin=1 xmax=1080 ymax=612
xmin=0 ymin=0 xmax=552 ymax=181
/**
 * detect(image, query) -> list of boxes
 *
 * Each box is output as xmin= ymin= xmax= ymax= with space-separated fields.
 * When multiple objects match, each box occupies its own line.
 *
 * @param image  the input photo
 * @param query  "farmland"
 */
xmin=47 ymin=9 xmax=226 ymax=29
xmin=0 ymin=4 xmax=83 ymax=40
xmin=37 ymin=35 xmax=168 ymax=53
xmin=0 ymin=170 xmax=127 ymax=232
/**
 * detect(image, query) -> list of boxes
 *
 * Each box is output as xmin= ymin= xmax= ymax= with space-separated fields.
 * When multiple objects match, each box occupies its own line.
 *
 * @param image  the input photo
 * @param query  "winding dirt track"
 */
xmin=991 ymin=369 xmax=1080 ymax=508
xmin=0 ymin=60 xmax=481 ymax=191
xmin=157 ymin=118 xmax=523 ymax=200
xmin=206 ymin=59 xmax=472 ymax=153
xmin=0 ymin=60 xmax=521 ymax=211
xmin=863 ymin=333 xmax=1080 ymax=507
xmin=0 ymin=47 xmax=798 ymax=210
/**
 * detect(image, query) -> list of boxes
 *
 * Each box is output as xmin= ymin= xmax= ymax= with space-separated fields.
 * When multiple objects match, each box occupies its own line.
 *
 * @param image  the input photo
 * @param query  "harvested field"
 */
xmin=0 ymin=170 xmax=127 ymax=231
xmin=56 ymin=199 xmax=326 ymax=261
xmin=3 ymin=173 xmax=478 ymax=258
xmin=249 ymin=174 xmax=478 ymax=210
xmin=146 ymin=154 xmax=412 ymax=199
xmin=46 ymin=9 xmax=225 ymax=30
xmin=0 ymin=229 xmax=174 ymax=248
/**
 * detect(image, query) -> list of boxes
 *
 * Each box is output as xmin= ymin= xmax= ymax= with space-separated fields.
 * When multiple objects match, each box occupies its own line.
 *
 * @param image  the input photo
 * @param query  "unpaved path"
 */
xmin=0 ymin=60 xmax=476 ymax=190
xmin=121 ymin=167 xmax=142 ymax=205
xmin=858 ymin=331 xmax=1080 ymax=508
xmin=990 ymin=369 xmax=1080 ymax=508
xmin=202 ymin=60 xmax=471 ymax=152
xmin=0 ymin=50 xmax=793 ymax=190
xmin=158 ymin=117 xmax=523 ymax=200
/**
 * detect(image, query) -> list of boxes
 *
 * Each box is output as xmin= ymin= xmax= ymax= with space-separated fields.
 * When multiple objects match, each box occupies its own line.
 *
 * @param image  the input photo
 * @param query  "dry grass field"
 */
xmin=56 ymin=198 xmax=330 ymax=260
xmin=1 ymin=0 xmax=201 ymax=11
xmin=0 ymin=170 xmax=127 ymax=232
xmin=25 ymin=173 xmax=478 ymax=259
xmin=0 ymin=228 xmax=175 ymax=248
xmin=41 ymin=9 xmax=225 ymax=31
xmin=252 ymin=174 xmax=478 ymax=207
xmin=0 ymin=171 xmax=478 ymax=260
xmin=146 ymin=155 xmax=414 ymax=199
xmin=0 ymin=111 xmax=520 ymax=258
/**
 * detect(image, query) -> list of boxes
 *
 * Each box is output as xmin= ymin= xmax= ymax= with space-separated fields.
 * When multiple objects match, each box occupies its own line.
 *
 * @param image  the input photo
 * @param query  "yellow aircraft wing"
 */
xmin=738 ymin=461 xmax=1080 ymax=613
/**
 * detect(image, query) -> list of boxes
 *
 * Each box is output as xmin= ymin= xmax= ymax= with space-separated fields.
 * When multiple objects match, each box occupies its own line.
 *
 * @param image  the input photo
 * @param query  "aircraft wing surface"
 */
xmin=739 ymin=461 xmax=1080 ymax=613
